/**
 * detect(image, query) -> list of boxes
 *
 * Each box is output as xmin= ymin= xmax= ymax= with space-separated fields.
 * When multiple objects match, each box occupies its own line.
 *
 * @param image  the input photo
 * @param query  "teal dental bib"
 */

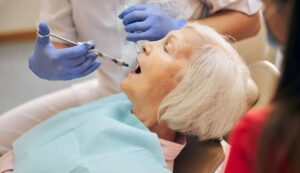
xmin=13 ymin=93 xmax=170 ymax=173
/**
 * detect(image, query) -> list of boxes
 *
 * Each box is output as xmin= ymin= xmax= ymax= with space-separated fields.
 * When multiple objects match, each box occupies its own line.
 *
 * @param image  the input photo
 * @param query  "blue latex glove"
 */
xmin=29 ymin=22 xmax=101 ymax=80
xmin=119 ymin=4 xmax=187 ymax=42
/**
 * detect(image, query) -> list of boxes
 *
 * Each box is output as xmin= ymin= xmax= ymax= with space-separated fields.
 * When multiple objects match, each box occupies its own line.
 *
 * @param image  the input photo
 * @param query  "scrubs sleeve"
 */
xmin=39 ymin=0 xmax=78 ymax=42
xmin=204 ymin=0 xmax=262 ymax=16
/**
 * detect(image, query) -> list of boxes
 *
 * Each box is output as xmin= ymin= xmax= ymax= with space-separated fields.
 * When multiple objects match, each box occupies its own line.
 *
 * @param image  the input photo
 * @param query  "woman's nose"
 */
xmin=142 ymin=42 xmax=152 ymax=56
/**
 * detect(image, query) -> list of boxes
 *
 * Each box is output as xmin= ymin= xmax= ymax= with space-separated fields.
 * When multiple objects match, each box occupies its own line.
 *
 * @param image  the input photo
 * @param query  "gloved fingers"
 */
xmin=125 ymin=18 xmax=152 ymax=33
xmin=74 ymin=62 xmax=101 ymax=79
xmin=59 ymin=55 xmax=87 ymax=67
xmin=36 ymin=22 xmax=51 ymax=47
xmin=56 ymin=43 xmax=93 ymax=59
xmin=126 ymin=30 xmax=154 ymax=42
xmin=122 ymin=10 xmax=148 ymax=25
xmin=119 ymin=4 xmax=147 ymax=19
xmin=60 ymin=53 xmax=97 ymax=68
xmin=66 ymin=55 xmax=99 ymax=76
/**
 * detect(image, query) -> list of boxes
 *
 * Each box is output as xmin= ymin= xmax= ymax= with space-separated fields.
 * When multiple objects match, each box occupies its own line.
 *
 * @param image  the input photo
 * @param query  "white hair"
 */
xmin=158 ymin=23 xmax=259 ymax=141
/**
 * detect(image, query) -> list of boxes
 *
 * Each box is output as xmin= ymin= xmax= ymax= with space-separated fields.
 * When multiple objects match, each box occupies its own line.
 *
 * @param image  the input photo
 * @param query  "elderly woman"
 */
xmin=0 ymin=23 xmax=258 ymax=173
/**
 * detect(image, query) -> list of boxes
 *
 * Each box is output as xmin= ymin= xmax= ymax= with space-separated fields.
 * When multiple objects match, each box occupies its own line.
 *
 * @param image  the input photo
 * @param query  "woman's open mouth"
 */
xmin=135 ymin=66 xmax=141 ymax=74
xmin=130 ymin=58 xmax=142 ymax=74
xmin=131 ymin=64 xmax=141 ymax=74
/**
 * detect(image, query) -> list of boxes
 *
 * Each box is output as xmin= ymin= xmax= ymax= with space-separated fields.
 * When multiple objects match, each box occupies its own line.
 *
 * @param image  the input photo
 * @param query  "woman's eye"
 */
xmin=164 ymin=44 xmax=169 ymax=53
xmin=142 ymin=46 xmax=147 ymax=53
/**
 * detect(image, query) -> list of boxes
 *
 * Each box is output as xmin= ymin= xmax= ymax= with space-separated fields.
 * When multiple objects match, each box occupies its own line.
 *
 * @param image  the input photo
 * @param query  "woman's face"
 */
xmin=121 ymin=27 xmax=201 ymax=111
xmin=264 ymin=0 xmax=292 ymax=45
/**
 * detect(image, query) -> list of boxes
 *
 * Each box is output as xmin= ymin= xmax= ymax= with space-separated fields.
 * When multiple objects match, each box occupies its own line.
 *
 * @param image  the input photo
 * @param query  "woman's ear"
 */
xmin=246 ymin=78 xmax=259 ymax=109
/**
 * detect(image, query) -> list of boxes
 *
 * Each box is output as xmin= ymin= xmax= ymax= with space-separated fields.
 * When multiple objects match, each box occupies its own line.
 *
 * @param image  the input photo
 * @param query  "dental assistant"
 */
xmin=0 ymin=0 xmax=261 ymax=154
xmin=224 ymin=0 xmax=298 ymax=172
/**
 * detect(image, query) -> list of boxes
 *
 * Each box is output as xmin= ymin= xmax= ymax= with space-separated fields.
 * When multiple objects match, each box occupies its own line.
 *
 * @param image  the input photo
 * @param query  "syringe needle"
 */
xmin=135 ymin=42 xmax=140 ymax=54
xmin=89 ymin=49 xmax=129 ymax=67
xmin=46 ymin=32 xmax=129 ymax=67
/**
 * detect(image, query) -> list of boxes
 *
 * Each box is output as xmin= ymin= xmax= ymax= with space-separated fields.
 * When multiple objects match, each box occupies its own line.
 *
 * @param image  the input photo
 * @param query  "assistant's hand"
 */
xmin=119 ymin=4 xmax=187 ymax=42
xmin=29 ymin=22 xmax=101 ymax=80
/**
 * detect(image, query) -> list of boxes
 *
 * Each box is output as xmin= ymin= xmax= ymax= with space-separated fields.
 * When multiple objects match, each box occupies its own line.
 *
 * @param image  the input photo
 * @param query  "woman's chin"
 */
xmin=120 ymin=78 xmax=127 ymax=92
xmin=122 ymin=73 xmax=139 ymax=89
xmin=120 ymin=77 xmax=136 ymax=105
xmin=121 ymin=75 xmax=133 ymax=94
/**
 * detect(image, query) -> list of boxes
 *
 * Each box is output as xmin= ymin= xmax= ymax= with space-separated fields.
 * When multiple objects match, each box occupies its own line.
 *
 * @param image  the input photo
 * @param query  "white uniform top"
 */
xmin=40 ymin=0 xmax=261 ymax=95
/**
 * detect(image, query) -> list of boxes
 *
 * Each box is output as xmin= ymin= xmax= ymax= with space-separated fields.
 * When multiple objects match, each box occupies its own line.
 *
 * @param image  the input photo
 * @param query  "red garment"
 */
xmin=224 ymin=106 xmax=272 ymax=173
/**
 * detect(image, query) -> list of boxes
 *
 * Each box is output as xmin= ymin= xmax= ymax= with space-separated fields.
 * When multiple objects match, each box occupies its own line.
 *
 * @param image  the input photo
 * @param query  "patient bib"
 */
xmin=13 ymin=93 xmax=171 ymax=173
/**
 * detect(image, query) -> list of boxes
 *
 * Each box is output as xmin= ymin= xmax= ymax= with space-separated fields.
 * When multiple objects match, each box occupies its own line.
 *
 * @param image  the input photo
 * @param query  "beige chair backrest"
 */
xmin=233 ymin=13 xmax=277 ymax=65
xmin=249 ymin=60 xmax=280 ymax=107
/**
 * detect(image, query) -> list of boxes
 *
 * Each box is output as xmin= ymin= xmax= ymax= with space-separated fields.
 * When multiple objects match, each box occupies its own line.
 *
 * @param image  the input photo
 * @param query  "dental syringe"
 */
xmin=48 ymin=32 xmax=129 ymax=67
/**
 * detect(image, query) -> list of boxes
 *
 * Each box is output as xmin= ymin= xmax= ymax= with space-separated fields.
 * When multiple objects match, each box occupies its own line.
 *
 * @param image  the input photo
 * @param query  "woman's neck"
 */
xmin=149 ymin=121 xmax=177 ymax=142
xmin=132 ymin=106 xmax=176 ymax=142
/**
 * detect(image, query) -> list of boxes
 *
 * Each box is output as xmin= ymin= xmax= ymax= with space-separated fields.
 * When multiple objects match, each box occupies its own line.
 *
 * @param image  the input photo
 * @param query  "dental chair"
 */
xmin=174 ymin=137 xmax=224 ymax=173
xmin=249 ymin=60 xmax=279 ymax=108
xmin=174 ymin=60 xmax=279 ymax=173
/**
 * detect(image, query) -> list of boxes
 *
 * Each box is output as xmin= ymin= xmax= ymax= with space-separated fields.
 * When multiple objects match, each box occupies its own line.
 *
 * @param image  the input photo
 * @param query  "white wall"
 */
xmin=0 ymin=0 xmax=41 ymax=32
xmin=0 ymin=0 xmax=94 ymax=114
xmin=0 ymin=41 xmax=94 ymax=114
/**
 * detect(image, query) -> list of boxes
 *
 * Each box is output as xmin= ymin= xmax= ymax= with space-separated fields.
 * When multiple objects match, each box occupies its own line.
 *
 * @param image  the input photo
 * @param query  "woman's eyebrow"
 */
xmin=166 ymin=35 xmax=178 ymax=43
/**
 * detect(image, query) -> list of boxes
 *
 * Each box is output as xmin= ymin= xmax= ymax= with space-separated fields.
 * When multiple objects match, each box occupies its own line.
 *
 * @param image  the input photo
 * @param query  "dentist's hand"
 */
xmin=119 ymin=4 xmax=187 ymax=42
xmin=29 ymin=22 xmax=101 ymax=80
